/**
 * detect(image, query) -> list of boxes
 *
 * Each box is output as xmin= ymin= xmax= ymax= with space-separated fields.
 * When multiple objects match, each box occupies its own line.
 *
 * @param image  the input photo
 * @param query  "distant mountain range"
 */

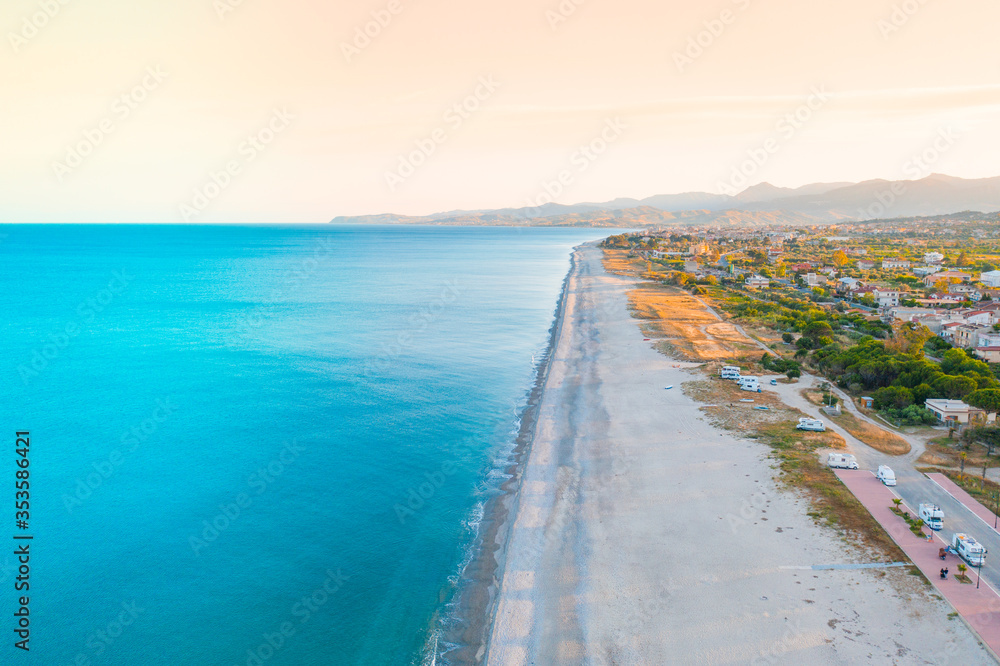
xmin=331 ymin=174 xmax=1000 ymax=228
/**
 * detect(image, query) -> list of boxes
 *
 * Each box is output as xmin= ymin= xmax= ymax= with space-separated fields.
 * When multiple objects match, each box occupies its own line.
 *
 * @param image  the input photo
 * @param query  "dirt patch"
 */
xmin=920 ymin=439 xmax=1000 ymax=470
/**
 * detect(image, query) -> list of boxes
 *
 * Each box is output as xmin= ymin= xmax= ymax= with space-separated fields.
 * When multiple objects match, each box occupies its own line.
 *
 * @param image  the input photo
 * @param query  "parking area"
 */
xmin=837 ymin=469 xmax=1000 ymax=658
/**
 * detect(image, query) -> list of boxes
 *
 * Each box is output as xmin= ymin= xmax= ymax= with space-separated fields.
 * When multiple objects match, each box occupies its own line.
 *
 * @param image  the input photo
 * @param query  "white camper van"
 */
xmin=797 ymin=417 xmax=826 ymax=432
xmin=952 ymin=533 xmax=986 ymax=567
xmin=919 ymin=504 xmax=944 ymax=531
xmin=721 ymin=366 xmax=741 ymax=380
xmin=827 ymin=453 xmax=858 ymax=469
xmin=738 ymin=377 xmax=761 ymax=392
xmin=876 ymin=465 xmax=896 ymax=486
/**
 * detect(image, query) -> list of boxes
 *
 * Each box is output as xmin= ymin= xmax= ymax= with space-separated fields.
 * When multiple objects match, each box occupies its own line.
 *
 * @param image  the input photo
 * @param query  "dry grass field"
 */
xmin=627 ymin=283 xmax=759 ymax=362
xmin=601 ymin=248 xmax=648 ymax=277
xmin=801 ymin=390 xmax=911 ymax=456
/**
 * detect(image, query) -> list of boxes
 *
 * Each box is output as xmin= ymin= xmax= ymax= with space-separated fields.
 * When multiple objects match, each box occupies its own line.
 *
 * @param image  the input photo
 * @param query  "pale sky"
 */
xmin=2 ymin=0 xmax=999 ymax=222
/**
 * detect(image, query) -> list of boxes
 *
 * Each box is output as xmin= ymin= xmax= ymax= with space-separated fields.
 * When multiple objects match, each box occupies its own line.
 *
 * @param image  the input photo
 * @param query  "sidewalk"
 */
xmin=928 ymin=473 xmax=1000 ymax=536
xmin=836 ymin=470 xmax=1000 ymax=657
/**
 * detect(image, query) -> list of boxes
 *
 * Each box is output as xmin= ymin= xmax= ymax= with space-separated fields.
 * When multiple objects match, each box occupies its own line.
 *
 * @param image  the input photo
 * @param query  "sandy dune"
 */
xmin=486 ymin=244 xmax=992 ymax=664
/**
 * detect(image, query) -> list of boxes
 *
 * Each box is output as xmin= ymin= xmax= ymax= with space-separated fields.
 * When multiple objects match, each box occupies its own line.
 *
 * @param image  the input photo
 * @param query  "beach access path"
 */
xmin=485 ymin=243 xmax=991 ymax=664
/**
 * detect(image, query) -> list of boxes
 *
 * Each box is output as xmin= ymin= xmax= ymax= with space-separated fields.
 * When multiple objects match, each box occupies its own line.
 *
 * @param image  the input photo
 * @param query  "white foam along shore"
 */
xmin=484 ymin=243 xmax=993 ymax=664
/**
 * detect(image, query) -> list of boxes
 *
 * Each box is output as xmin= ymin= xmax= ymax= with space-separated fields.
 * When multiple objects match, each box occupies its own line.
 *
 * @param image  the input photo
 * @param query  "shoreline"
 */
xmin=484 ymin=243 xmax=992 ymax=664
xmin=439 ymin=247 xmax=582 ymax=664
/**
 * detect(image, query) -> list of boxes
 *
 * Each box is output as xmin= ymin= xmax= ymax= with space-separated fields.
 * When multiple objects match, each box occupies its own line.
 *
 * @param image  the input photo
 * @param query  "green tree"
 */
xmin=912 ymin=383 xmax=933 ymax=405
xmin=782 ymin=332 xmax=794 ymax=344
xmin=932 ymin=375 xmax=978 ymax=400
xmin=873 ymin=386 xmax=914 ymax=410
xmin=966 ymin=389 xmax=1000 ymax=414
xmin=803 ymin=321 xmax=834 ymax=340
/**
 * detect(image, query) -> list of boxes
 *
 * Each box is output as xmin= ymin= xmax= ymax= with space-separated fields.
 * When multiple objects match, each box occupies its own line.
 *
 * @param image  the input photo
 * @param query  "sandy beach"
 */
xmin=485 ymin=243 xmax=993 ymax=664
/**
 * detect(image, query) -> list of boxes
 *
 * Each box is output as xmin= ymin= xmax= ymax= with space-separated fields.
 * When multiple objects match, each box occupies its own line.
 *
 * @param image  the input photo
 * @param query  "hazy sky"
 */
xmin=3 ymin=0 xmax=1000 ymax=222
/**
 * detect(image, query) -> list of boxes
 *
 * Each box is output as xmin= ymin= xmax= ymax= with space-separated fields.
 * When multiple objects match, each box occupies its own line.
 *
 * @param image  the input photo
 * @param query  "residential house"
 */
xmin=857 ymin=260 xmax=876 ymax=270
xmin=962 ymin=310 xmax=995 ymax=326
xmin=940 ymin=322 xmax=963 ymax=341
xmin=951 ymin=324 xmax=990 ymax=350
xmin=923 ymin=270 xmax=972 ymax=286
xmin=802 ymin=273 xmax=827 ymax=287
xmin=925 ymin=399 xmax=983 ymax=425
xmin=684 ymin=259 xmax=700 ymax=272
xmin=924 ymin=251 xmax=945 ymax=264
xmin=836 ymin=277 xmax=863 ymax=293
xmin=980 ymin=270 xmax=1000 ymax=288
xmin=872 ymin=288 xmax=901 ymax=308
xmin=948 ymin=284 xmax=981 ymax=300
xmin=978 ymin=331 xmax=1000 ymax=347
xmin=744 ymin=275 xmax=771 ymax=289
xmin=976 ymin=347 xmax=1000 ymax=363
xmin=913 ymin=266 xmax=942 ymax=277
xmin=885 ymin=306 xmax=932 ymax=322
xmin=882 ymin=259 xmax=911 ymax=270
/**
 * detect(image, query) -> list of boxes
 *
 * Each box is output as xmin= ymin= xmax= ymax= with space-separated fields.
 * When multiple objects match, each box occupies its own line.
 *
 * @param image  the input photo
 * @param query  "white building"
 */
xmin=924 ymin=252 xmax=945 ymax=264
xmin=882 ymin=259 xmax=911 ymax=270
xmin=981 ymin=270 xmax=1000 ymax=288
xmin=913 ymin=265 xmax=942 ymax=277
xmin=925 ymin=399 xmax=983 ymax=425
xmin=872 ymin=288 xmax=901 ymax=308
xmin=745 ymin=275 xmax=770 ymax=289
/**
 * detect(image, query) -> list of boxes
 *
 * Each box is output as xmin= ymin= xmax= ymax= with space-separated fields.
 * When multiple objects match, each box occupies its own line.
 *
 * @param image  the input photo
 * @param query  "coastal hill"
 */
xmin=332 ymin=174 xmax=1000 ymax=227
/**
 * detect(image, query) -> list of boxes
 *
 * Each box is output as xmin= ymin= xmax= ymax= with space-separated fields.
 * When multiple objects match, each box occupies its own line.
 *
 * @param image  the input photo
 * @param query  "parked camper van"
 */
xmin=827 ymin=453 xmax=858 ymax=469
xmin=876 ymin=465 xmax=896 ymax=486
xmin=797 ymin=417 xmax=826 ymax=432
xmin=738 ymin=377 xmax=761 ymax=392
xmin=919 ymin=504 xmax=944 ymax=531
xmin=952 ymin=533 xmax=986 ymax=567
xmin=720 ymin=366 xmax=741 ymax=380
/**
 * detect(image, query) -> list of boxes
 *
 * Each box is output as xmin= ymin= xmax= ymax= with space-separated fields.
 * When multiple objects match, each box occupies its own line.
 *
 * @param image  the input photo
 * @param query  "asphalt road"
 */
xmin=766 ymin=372 xmax=1000 ymax=588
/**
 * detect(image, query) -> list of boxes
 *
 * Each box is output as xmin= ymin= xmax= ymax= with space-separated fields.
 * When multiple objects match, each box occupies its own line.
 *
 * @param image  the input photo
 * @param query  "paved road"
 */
xmin=762 ymin=372 xmax=1000 ymax=588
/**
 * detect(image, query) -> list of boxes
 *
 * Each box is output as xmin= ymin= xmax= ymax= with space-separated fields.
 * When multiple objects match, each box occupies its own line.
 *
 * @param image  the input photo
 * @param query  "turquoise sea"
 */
xmin=0 ymin=225 xmax=611 ymax=665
